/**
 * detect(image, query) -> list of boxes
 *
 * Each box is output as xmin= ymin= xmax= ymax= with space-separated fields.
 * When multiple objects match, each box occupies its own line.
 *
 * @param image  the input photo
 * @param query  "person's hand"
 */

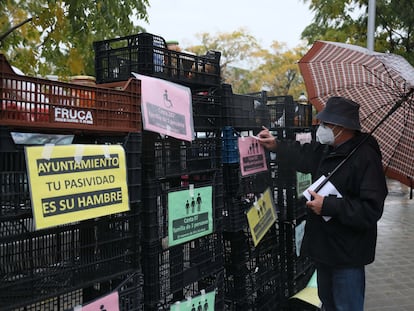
xmin=306 ymin=190 xmax=324 ymax=215
xmin=257 ymin=126 xmax=277 ymax=151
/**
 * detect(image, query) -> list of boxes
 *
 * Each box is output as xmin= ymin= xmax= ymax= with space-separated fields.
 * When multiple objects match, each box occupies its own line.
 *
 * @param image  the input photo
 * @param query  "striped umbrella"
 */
xmin=298 ymin=40 xmax=414 ymax=191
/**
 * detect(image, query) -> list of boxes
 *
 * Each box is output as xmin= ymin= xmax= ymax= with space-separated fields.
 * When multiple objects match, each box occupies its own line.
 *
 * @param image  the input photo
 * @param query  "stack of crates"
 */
xmin=219 ymin=84 xmax=285 ymax=309
xmin=266 ymin=95 xmax=317 ymax=310
xmin=223 ymin=227 xmax=283 ymax=310
xmin=138 ymin=120 xmax=225 ymax=309
xmin=138 ymin=102 xmax=225 ymax=310
xmin=95 ymin=32 xmax=225 ymax=310
xmin=220 ymin=83 xmax=272 ymax=232
xmin=0 ymin=54 xmax=144 ymax=310
xmin=141 ymin=137 xmax=223 ymax=310
xmin=220 ymin=84 xmax=270 ymax=131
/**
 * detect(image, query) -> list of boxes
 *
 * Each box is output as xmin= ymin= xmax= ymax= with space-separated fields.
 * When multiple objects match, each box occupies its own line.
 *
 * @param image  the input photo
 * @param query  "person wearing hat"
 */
xmin=258 ymin=96 xmax=388 ymax=311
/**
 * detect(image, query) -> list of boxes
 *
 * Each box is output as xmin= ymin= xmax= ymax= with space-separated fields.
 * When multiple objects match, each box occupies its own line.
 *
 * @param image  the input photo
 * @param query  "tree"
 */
xmin=186 ymin=28 xmax=262 ymax=85
xmin=185 ymin=28 xmax=307 ymax=98
xmin=249 ymin=42 xmax=308 ymax=97
xmin=301 ymin=0 xmax=414 ymax=64
xmin=0 ymin=0 xmax=150 ymax=76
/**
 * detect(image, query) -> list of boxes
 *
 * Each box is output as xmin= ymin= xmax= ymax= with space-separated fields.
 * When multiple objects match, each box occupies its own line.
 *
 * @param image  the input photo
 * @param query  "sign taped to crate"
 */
xmin=76 ymin=291 xmax=119 ymax=311
xmin=25 ymin=144 xmax=130 ymax=230
xmin=133 ymin=73 xmax=195 ymax=141
xmin=167 ymin=185 xmax=213 ymax=247
xmin=170 ymin=290 xmax=215 ymax=311
xmin=238 ymin=136 xmax=268 ymax=176
xmin=296 ymin=172 xmax=312 ymax=198
xmin=246 ymin=187 xmax=277 ymax=246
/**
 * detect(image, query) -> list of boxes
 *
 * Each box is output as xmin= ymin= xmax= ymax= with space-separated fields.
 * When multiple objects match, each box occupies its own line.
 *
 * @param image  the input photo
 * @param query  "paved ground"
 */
xmin=365 ymin=178 xmax=414 ymax=311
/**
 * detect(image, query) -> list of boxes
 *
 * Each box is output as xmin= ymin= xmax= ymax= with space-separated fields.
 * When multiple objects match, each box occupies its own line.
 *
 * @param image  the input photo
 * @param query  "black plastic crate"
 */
xmin=267 ymin=96 xmax=313 ymax=129
xmin=9 ymin=288 xmax=83 ymax=311
xmin=142 ymin=131 xmax=221 ymax=179
xmin=141 ymin=171 xmax=223 ymax=244
xmin=0 ymin=128 xmax=142 ymax=309
xmin=192 ymin=87 xmax=223 ymax=131
xmin=295 ymin=103 xmax=313 ymax=127
xmin=288 ymin=263 xmax=316 ymax=297
xmin=223 ymin=228 xmax=283 ymax=310
xmin=224 ymin=277 xmax=284 ymax=311
xmin=94 ymin=32 xmax=221 ymax=87
xmin=12 ymin=272 xmax=144 ymax=311
xmin=141 ymin=236 xmax=224 ymax=310
xmin=0 ymin=128 xmax=142 ymax=212
xmin=116 ymin=272 xmax=145 ymax=311
xmin=272 ymin=179 xmax=308 ymax=222
xmin=278 ymin=218 xmax=315 ymax=298
xmin=0 ymin=203 xmax=141 ymax=309
xmin=220 ymin=84 xmax=271 ymax=130
xmin=223 ymin=227 xmax=281 ymax=303
xmin=267 ymin=96 xmax=296 ymax=128
xmin=222 ymin=164 xmax=272 ymax=232
xmin=123 ymin=133 xmax=143 ymax=204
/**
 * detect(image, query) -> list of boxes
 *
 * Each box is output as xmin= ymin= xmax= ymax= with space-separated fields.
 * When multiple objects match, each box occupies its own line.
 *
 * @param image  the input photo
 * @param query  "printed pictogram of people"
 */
xmin=186 ymin=200 xmax=190 ymax=214
xmin=196 ymin=193 xmax=202 ymax=211
xmin=247 ymin=140 xmax=260 ymax=154
xmin=256 ymin=200 xmax=267 ymax=218
xmin=185 ymin=193 xmax=203 ymax=215
xmin=190 ymin=299 xmax=210 ymax=311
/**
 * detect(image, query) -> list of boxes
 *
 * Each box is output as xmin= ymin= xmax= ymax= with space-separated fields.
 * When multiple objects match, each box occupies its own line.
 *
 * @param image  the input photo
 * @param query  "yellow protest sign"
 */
xmin=25 ymin=144 xmax=130 ymax=230
xmin=246 ymin=187 xmax=277 ymax=246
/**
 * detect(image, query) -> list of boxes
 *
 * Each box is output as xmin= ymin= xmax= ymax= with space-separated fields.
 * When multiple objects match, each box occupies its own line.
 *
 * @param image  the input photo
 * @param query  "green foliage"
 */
xmin=301 ymin=0 xmax=414 ymax=64
xmin=186 ymin=28 xmax=306 ymax=98
xmin=1 ymin=0 xmax=149 ymax=76
xmin=187 ymin=28 xmax=262 ymax=83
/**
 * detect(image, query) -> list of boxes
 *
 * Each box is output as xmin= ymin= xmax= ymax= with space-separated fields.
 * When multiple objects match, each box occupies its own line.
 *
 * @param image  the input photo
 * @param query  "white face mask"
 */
xmin=316 ymin=124 xmax=335 ymax=145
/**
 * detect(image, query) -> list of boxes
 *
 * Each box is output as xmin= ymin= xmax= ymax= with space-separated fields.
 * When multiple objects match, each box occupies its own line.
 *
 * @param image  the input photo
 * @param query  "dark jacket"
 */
xmin=277 ymin=132 xmax=388 ymax=267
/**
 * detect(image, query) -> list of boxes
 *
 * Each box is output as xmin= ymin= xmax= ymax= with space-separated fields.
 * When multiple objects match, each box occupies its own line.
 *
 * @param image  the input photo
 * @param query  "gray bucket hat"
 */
xmin=316 ymin=96 xmax=361 ymax=130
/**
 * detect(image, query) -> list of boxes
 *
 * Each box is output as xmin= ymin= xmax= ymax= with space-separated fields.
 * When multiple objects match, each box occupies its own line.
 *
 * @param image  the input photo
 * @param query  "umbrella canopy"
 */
xmin=298 ymin=40 xmax=414 ymax=190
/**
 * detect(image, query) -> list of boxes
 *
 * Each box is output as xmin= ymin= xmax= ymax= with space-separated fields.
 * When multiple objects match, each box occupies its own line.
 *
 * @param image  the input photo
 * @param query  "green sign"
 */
xmin=168 ymin=185 xmax=213 ymax=247
xmin=296 ymin=172 xmax=312 ymax=198
xmin=170 ymin=291 xmax=216 ymax=311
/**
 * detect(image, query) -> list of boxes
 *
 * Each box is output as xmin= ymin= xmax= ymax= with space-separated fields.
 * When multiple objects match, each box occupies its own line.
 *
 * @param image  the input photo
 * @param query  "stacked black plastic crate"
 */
xmin=140 ymin=133 xmax=225 ymax=310
xmin=93 ymin=32 xmax=226 ymax=310
xmin=93 ymin=32 xmax=221 ymax=88
xmin=0 ymin=55 xmax=144 ymax=310
xmin=219 ymin=84 xmax=284 ymax=310
xmin=266 ymin=95 xmax=317 ymax=310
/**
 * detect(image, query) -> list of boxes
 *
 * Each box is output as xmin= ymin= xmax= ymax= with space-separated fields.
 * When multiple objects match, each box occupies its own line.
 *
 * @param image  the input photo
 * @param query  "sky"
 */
xmin=139 ymin=0 xmax=314 ymax=50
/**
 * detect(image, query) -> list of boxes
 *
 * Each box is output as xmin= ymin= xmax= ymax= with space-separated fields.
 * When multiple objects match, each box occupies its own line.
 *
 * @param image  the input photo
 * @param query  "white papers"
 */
xmin=303 ymin=175 xmax=342 ymax=221
xmin=295 ymin=132 xmax=312 ymax=145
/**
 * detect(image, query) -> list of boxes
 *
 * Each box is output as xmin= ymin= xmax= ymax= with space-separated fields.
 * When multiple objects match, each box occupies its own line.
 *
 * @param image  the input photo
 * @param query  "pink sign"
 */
xmin=133 ymin=73 xmax=195 ymax=142
xmin=238 ymin=136 xmax=268 ymax=176
xmin=81 ymin=291 xmax=119 ymax=311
